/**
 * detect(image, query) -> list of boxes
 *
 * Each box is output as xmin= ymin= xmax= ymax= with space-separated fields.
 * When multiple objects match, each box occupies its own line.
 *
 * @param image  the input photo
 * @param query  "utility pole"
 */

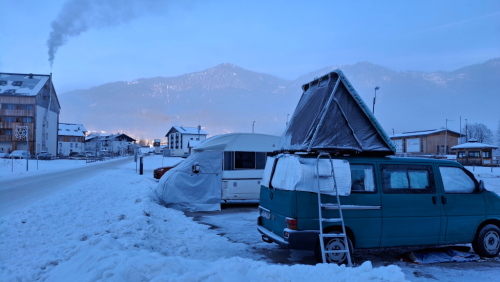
xmin=460 ymin=116 xmax=462 ymax=144
xmin=252 ymin=121 xmax=255 ymax=133
xmin=465 ymin=119 xmax=468 ymax=142
xmin=286 ymin=114 xmax=289 ymax=126
xmin=445 ymin=119 xmax=453 ymax=155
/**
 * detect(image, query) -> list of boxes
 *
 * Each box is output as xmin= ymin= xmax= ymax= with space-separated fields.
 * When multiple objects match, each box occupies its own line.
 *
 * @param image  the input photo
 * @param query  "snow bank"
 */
xmin=0 ymin=161 xmax=408 ymax=282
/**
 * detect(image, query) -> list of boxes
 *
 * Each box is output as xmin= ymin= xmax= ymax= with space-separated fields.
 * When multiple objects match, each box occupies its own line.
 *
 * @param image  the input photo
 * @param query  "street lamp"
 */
xmin=372 ymin=86 xmax=380 ymax=114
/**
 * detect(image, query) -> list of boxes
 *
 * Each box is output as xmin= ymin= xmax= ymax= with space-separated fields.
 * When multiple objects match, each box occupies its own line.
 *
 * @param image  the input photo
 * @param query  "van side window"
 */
xmin=350 ymin=164 xmax=376 ymax=193
xmin=439 ymin=167 xmax=476 ymax=193
xmin=235 ymin=151 xmax=256 ymax=169
xmin=381 ymin=164 xmax=435 ymax=194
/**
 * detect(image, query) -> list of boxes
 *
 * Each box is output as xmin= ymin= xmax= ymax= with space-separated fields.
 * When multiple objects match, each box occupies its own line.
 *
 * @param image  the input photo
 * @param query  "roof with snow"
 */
xmin=452 ymin=140 xmax=498 ymax=150
xmin=194 ymin=133 xmax=279 ymax=152
xmin=391 ymin=129 xmax=460 ymax=139
xmin=0 ymin=73 xmax=50 ymax=96
xmin=166 ymin=126 xmax=208 ymax=136
xmin=58 ymin=123 xmax=87 ymax=137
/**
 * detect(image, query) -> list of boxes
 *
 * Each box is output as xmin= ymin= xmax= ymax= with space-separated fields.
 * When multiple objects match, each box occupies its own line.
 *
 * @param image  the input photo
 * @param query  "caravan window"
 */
xmin=235 ymin=151 xmax=255 ymax=169
xmin=256 ymin=152 xmax=267 ymax=169
xmin=223 ymin=151 xmax=234 ymax=171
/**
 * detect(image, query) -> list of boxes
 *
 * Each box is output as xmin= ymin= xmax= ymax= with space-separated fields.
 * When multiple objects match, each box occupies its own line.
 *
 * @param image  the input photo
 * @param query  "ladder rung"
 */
xmin=319 ymin=192 xmax=337 ymax=196
xmin=321 ymin=233 xmax=346 ymax=237
xmin=321 ymin=203 xmax=340 ymax=210
xmin=324 ymin=250 xmax=349 ymax=253
xmin=321 ymin=218 xmax=343 ymax=223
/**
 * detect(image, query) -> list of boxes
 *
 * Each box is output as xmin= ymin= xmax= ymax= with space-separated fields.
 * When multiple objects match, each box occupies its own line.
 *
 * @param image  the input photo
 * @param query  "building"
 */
xmin=165 ymin=126 xmax=208 ymax=153
xmin=452 ymin=139 xmax=498 ymax=167
xmin=390 ymin=129 xmax=460 ymax=156
xmin=85 ymin=133 xmax=136 ymax=155
xmin=58 ymin=123 xmax=87 ymax=156
xmin=0 ymin=73 xmax=60 ymax=155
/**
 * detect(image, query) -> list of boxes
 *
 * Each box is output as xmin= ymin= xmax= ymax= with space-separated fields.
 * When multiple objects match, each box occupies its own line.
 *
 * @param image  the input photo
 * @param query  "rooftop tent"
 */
xmin=278 ymin=70 xmax=396 ymax=155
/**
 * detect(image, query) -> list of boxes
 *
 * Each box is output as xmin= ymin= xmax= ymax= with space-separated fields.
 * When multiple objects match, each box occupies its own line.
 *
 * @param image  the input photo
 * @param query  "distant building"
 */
xmin=0 ymin=72 xmax=61 ymax=155
xmin=165 ymin=126 xmax=208 ymax=154
xmin=58 ymin=123 xmax=87 ymax=156
xmin=84 ymin=133 xmax=136 ymax=155
xmin=390 ymin=129 xmax=460 ymax=156
xmin=452 ymin=139 xmax=498 ymax=167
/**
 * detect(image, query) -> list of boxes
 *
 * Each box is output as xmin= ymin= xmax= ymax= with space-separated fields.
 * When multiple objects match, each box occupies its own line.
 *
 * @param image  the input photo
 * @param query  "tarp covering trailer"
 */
xmin=155 ymin=133 xmax=279 ymax=211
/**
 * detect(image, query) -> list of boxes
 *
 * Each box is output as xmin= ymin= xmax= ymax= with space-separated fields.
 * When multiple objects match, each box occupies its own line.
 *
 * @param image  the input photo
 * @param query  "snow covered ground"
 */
xmin=1 ymin=155 xmax=407 ymax=281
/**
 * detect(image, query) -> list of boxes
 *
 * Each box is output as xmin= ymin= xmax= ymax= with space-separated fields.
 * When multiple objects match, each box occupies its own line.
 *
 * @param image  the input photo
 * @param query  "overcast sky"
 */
xmin=0 ymin=0 xmax=499 ymax=93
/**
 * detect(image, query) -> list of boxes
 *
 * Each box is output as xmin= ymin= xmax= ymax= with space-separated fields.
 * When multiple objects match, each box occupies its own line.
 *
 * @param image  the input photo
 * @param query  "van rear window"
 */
xmin=380 ymin=164 xmax=435 ymax=194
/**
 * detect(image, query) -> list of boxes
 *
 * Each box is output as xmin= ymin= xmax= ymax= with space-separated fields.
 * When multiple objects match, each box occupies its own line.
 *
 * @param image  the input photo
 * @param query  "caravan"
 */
xmin=155 ymin=133 xmax=279 ymax=211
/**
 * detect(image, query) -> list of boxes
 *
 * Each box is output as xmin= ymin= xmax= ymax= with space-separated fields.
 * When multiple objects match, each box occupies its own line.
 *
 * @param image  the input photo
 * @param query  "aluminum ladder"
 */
xmin=316 ymin=152 xmax=352 ymax=266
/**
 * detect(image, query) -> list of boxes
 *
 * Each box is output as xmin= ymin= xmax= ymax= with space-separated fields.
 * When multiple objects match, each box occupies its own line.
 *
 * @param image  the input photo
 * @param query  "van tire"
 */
xmin=314 ymin=231 xmax=353 ymax=265
xmin=472 ymin=224 xmax=500 ymax=258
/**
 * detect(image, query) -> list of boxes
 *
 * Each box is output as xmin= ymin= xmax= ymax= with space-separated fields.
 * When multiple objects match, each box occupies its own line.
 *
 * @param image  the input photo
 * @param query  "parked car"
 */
xmin=37 ymin=151 xmax=52 ymax=160
xmin=69 ymin=152 xmax=86 ymax=159
xmin=0 ymin=152 xmax=10 ymax=158
xmin=154 ymin=163 xmax=179 ymax=179
xmin=9 ymin=150 xmax=31 ymax=159
xmin=257 ymin=154 xmax=500 ymax=265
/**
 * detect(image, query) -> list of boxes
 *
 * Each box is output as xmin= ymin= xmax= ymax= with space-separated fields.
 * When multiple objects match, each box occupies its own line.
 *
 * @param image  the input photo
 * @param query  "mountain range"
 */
xmin=58 ymin=59 xmax=500 ymax=141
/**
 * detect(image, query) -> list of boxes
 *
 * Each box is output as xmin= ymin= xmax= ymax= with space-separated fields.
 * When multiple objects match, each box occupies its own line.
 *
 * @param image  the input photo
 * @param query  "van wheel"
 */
xmin=472 ymin=224 xmax=500 ymax=257
xmin=314 ymin=231 xmax=353 ymax=265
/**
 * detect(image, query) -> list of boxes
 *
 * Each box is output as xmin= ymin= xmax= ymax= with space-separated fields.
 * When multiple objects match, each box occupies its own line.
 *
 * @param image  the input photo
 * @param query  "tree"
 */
xmin=138 ymin=139 xmax=147 ymax=146
xmin=496 ymin=119 xmax=500 ymax=147
xmin=462 ymin=123 xmax=493 ymax=144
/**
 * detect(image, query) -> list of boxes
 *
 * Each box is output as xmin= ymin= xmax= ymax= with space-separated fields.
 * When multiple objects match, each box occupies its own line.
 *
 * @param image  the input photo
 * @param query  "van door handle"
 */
xmin=432 ymin=196 xmax=437 ymax=205
xmin=441 ymin=196 xmax=447 ymax=205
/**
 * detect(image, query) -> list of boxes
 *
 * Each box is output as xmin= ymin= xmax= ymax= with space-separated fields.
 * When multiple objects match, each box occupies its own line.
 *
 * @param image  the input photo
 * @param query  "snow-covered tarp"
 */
xmin=261 ymin=154 xmax=352 ymax=196
xmin=155 ymin=151 xmax=223 ymax=211
xmin=278 ymin=70 xmax=396 ymax=155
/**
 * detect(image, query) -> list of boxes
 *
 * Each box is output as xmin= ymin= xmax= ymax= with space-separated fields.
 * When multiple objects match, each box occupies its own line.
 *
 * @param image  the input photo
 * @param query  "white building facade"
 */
xmin=166 ymin=126 xmax=208 ymax=153
xmin=58 ymin=123 xmax=87 ymax=156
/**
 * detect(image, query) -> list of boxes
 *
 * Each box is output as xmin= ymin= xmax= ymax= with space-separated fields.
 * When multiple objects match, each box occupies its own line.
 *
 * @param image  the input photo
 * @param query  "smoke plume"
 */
xmin=47 ymin=0 xmax=167 ymax=67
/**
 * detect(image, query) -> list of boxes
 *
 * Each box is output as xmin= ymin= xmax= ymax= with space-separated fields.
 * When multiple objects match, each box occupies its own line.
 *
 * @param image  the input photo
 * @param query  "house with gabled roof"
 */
xmin=165 ymin=126 xmax=208 ymax=153
xmin=0 ymin=72 xmax=60 ymax=155
xmin=390 ymin=129 xmax=460 ymax=156
xmin=58 ymin=123 xmax=87 ymax=156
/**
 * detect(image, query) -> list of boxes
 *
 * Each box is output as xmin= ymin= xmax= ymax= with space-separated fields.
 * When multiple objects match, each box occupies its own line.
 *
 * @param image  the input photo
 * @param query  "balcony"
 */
xmin=0 ymin=109 xmax=35 ymax=117
xmin=0 ymin=135 xmax=12 ymax=141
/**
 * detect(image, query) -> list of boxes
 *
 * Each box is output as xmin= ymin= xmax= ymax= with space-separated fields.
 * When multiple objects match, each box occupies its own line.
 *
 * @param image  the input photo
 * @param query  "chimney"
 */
xmin=29 ymin=73 xmax=34 ymax=79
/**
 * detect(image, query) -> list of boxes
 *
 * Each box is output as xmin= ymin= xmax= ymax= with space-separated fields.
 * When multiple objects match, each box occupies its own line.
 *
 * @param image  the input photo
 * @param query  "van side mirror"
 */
xmin=478 ymin=180 xmax=485 ymax=191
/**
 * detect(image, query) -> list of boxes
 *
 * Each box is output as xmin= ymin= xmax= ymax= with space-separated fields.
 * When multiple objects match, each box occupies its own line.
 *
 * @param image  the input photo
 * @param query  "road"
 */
xmin=0 ymin=157 xmax=134 ymax=214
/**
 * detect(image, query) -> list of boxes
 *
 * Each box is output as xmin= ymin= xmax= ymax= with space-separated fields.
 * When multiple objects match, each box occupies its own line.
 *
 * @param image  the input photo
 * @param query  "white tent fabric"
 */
xmin=261 ymin=154 xmax=352 ymax=196
xmin=155 ymin=151 xmax=223 ymax=211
